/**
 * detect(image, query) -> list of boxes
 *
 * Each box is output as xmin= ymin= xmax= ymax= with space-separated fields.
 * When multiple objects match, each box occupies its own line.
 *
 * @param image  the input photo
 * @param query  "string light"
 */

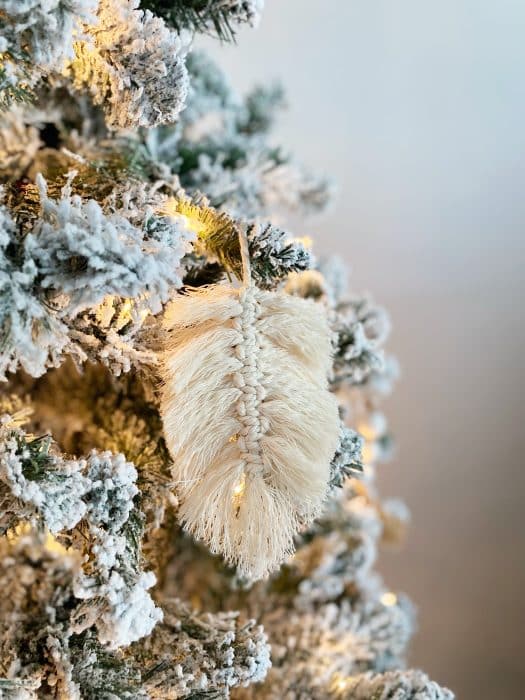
xmin=357 ymin=412 xmax=387 ymax=442
xmin=96 ymin=296 xmax=150 ymax=329
xmin=161 ymin=199 xmax=210 ymax=236
xmin=361 ymin=442 xmax=377 ymax=466
xmin=45 ymin=532 xmax=69 ymax=556
xmin=7 ymin=524 xmax=69 ymax=555
xmin=160 ymin=199 xmax=238 ymax=254
xmin=380 ymin=591 xmax=397 ymax=607
xmin=331 ymin=674 xmax=355 ymax=693
xmin=292 ymin=235 xmax=313 ymax=249
xmin=358 ymin=422 xmax=375 ymax=442
xmin=232 ymin=472 xmax=246 ymax=499
xmin=119 ymin=298 xmax=133 ymax=320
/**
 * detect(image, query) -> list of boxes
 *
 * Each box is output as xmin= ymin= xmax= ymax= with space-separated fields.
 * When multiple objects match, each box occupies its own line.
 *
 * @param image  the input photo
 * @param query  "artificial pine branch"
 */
xmin=2 ymin=147 xmax=153 ymax=226
xmin=329 ymin=424 xmax=364 ymax=491
xmin=140 ymin=0 xmax=254 ymax=41
xmin=0 ymin=58 xmax=35 ymax=110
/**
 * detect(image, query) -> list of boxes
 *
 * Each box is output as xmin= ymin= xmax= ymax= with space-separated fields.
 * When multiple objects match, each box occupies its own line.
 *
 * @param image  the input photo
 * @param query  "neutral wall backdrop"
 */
xmin=201 ymin=2 xmax=525 ymax=698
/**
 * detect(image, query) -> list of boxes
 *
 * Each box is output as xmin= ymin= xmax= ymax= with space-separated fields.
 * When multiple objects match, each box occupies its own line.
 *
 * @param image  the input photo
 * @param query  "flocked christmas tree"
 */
xmin=0 ymin=2 xmax=453 ymax=698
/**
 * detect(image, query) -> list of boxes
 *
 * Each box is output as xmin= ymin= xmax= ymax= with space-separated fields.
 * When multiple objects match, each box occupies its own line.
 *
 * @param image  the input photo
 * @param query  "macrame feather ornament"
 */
xmin=160 ymin=226 xmax=340 ymax=579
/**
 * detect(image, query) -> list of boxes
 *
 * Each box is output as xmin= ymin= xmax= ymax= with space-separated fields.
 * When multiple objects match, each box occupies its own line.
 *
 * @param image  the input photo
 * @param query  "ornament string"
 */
xmin=238 ymin=222 xmax=253 ymax=287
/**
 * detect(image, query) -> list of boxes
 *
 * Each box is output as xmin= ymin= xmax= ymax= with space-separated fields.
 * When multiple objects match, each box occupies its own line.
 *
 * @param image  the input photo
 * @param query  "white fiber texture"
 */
xmin=161 ymin=282 xmax=340 ymax=579
xmin=70 ymin=0 xmax=192 ymax=129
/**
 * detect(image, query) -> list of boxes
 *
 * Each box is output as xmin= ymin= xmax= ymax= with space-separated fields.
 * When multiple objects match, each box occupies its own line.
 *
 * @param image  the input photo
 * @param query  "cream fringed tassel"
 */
xmin=160 ymin=229 xmax=340 ymax=579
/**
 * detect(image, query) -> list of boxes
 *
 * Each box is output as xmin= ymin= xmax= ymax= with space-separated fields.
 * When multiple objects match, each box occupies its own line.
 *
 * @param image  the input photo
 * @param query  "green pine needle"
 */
xmin=140 ymin=0 xmax=239 ymax=41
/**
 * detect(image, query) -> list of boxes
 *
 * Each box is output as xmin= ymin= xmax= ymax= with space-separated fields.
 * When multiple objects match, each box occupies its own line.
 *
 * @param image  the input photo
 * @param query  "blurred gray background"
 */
xmin=202 ymin=1 xmax=525 ymax=697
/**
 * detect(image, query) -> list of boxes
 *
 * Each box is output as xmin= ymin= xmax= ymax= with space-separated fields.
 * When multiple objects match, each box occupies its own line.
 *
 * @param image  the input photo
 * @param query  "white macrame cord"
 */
xmin=161 ymin=223 xmax=340 ymax=579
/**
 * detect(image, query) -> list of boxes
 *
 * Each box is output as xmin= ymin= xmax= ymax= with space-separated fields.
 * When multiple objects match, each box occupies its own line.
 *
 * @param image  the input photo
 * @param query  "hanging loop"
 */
xmin=238 ymin=222 xmax=253 ymax=287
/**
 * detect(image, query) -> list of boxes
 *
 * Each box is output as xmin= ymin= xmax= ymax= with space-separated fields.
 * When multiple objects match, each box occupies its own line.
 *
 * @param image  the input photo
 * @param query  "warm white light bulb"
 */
xmin=380 ymin=591 xmax=397 ymax=607
xmin=233 ymin=475 xmax=246 ymax=498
